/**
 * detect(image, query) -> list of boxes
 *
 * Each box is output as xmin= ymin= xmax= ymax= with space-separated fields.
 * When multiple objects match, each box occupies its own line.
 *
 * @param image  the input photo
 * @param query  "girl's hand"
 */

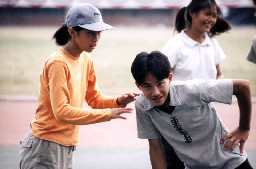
xmin=117 ymin=93 xmax=140 ymax=106
xmin=111 ymin=108 xmax=133 ymax=120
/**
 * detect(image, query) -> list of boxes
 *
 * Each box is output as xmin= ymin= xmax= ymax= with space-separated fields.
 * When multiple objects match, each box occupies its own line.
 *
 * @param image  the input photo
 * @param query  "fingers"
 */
xmin=118 ymin=93 xmax=140 ymax=106
xmin=118 ymin=108 xmax=133 ymax=114
xmin=221 ymin=133 xmax=244 ymax=155
xmin=220 ymin=133 xmax=230 ymax=144
xmin=117 ymin=115 xmax=127 ymax=120
xmin=240 ymin=142 xmax=245 ymax=155
xmin=225 ymin=138 xmax=240 ymax=151
xmin=123 ymin=93 xmax=140 ymax=98
xmin=111 ymin=108 xmax=133 ymax=120
xmin=133 ymin=93 xmax=140 ymax=97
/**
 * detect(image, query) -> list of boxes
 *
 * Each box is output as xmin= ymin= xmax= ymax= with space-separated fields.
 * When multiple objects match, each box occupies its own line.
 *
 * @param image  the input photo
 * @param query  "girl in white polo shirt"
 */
xmin=162 ymin=0 xmax=231 ymax=81
xmin=161 ymin=0 xmax=231 ymax=168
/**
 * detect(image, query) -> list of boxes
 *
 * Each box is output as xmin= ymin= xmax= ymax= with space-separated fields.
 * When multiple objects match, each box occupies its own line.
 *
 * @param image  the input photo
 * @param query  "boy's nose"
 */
xmin=152 ymin=87 xmax=161 ymax=95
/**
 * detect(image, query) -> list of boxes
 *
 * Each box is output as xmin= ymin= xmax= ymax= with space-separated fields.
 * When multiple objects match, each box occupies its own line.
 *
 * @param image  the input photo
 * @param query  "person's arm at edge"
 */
xmin=149 ymin=139 xmax=167 ymax=169
xmin=216 ymin=64 xmax=224 ymax=79
xmin=220 ymin=79 xmax=252 ymax=154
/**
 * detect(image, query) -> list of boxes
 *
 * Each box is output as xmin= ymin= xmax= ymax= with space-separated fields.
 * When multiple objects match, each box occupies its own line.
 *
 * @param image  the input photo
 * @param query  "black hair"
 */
xmin=131 ymin=51 xmax=171 ymax=85
xmin=253 ymin=0 xmax=256 ymax=5
xmin=53 ymin=25 xmax=84 ymax=46
xmin=175 ymin=0 xmax=231 ymax=37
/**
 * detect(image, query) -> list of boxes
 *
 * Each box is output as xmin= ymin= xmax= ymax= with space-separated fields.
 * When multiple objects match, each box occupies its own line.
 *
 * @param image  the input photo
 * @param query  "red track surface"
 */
xmin=0 ymin=100 xmax=255 ymax=150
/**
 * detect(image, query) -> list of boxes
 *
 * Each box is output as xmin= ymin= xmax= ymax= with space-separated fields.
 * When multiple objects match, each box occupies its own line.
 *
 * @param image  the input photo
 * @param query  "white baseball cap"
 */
xmin=65 ymin=3 xmax=114 ymax=31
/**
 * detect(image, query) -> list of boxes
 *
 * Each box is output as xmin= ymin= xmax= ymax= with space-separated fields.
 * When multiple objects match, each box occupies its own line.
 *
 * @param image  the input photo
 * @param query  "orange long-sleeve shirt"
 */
xmin=31 ymin=49 xmax=119 ymax=146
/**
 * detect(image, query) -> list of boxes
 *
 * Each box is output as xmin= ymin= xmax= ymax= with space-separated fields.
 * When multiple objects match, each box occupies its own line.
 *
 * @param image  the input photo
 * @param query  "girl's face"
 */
xmin=136 ymin=74 xmax=172 ymax=107
xmin=190 ymin=5 xmax=217 ymax=33
xmin=74 ymin=29 xmax=101 ymax=53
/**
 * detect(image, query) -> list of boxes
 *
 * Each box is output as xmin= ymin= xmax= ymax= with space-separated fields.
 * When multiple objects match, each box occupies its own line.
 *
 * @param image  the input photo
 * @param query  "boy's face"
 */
xmin=136 ymin=74 xmax=172 ymax=107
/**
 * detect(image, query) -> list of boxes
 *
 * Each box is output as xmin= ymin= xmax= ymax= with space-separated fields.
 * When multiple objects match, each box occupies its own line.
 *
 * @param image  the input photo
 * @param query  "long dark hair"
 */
xmin=53 ymin=25 xmax=84 ymax=46
xmin=175 ymin=0 xmax=231 ymax=37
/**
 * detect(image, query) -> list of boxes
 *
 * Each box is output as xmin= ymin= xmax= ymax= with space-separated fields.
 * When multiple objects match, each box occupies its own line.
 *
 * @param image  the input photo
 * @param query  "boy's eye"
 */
xmin=143 ymin=85 xmax=150 ymax=88
xmin=141 ymin=84 xmax=151 ymax=89
xmin=158 ymin=82 xmax=164 ymax=86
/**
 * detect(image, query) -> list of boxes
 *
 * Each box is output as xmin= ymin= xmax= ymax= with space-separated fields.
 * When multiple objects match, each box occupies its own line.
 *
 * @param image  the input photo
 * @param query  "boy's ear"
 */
xmin=169 ymin=73 xmax=173 ymax=82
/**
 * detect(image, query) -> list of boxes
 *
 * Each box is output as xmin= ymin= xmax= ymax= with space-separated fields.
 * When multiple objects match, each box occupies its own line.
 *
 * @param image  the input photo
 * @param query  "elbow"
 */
xmin=233 ymin=79 xmax=251 ymax=96
xmin=53 ymin=105 xmax=69 ymax=123
xmin=54 ymin=111 xmax=65 ymax=123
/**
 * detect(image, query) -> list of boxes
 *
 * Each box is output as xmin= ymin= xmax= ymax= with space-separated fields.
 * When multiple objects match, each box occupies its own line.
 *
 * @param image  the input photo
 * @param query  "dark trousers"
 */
xmin=161 ymin=136 xmax=185 ymax=169
xmin=236 ymin=159 xmax=253 ymax=169
xmin=162 ymin=135 xmax=253 ymax=169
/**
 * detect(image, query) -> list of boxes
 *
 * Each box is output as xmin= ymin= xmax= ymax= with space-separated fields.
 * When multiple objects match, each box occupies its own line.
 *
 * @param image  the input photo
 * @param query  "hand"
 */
xmin=111 ymin=108 xmax=133 ymax=120
xmin=220 ymin=127 xmax=250 ymax=155
xmin=117 ymin=93 xmax=140 ymax=106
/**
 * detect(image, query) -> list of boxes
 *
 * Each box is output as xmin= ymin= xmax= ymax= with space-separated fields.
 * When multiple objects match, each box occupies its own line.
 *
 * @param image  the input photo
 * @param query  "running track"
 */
xmin=0 ymin=99 xmax=255 ymax=149
xmin=0 ymin=98 xmax=255 ymax=168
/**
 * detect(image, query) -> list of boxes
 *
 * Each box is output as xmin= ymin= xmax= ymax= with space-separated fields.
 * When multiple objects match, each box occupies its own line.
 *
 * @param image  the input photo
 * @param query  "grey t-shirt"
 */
xmin=246 ymin=35 xmax=256 ymax=64
xmin=135 ymin=79 xmax=247 ymax=169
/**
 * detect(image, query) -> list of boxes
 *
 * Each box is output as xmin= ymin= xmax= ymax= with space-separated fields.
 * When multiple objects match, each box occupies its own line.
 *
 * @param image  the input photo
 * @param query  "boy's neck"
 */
xmin=156 ymin=94 xmax=175 ymax=114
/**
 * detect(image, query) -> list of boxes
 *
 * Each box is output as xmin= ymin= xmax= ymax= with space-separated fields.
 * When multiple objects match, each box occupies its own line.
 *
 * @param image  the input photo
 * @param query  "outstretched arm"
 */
xmin=148 ymin=139 xmax=166 ymax=169
xmin=220 ymin=79 xmax=252 ymax=154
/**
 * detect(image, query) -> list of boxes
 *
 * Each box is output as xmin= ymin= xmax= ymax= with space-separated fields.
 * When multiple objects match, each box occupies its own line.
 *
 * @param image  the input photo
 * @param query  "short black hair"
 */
xmin=131 ymin=51 xmax=171 ymax=85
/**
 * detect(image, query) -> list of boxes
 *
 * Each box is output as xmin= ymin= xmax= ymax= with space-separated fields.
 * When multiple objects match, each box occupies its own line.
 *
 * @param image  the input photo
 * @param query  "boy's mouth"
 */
xmin=152 ymin=96 xmax=163 ymax=102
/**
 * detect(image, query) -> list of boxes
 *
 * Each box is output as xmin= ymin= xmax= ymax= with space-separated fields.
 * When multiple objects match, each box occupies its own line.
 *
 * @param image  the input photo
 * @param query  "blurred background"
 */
xmin=0 ymin=1 xmax=255 ymax=169
xmin=0 ymin=0 xmax=255 ymax=97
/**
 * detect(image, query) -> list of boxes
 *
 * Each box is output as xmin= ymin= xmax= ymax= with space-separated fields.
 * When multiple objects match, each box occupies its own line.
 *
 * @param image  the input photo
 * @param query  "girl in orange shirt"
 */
xmin=19 ymin=3 xmax=138 ymax=169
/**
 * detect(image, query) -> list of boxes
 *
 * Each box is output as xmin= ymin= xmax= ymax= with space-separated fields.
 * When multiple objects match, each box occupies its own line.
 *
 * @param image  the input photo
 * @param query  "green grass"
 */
xmin=0 ymin=26 xmax=255 ymax=97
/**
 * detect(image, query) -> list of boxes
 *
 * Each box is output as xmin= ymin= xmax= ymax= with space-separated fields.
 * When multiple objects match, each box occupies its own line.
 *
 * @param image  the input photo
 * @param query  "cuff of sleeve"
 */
xmin=116 ymin=97 xmax=126 ymax=108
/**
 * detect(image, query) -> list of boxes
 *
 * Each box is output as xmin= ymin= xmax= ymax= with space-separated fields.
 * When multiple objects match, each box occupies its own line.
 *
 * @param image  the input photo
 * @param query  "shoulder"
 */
xmin=44 ymin=50 xmax=67 ymax=69
xmin=173 ymin=79 xmax=232 ymax=89
xmin=162 ymin=32 xmax=184 ymax=52
xmin=252 ymin=35 xmax=256 ymax=43
xmin=135 ymin=93 xmax=154 ymax=111
xmin=171 ymin=79 xmax=233 ymax=105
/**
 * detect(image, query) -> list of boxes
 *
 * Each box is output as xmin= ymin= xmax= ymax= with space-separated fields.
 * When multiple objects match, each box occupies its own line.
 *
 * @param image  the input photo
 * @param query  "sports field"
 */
xmin=0 ymin=26 xmax=255 ymax=97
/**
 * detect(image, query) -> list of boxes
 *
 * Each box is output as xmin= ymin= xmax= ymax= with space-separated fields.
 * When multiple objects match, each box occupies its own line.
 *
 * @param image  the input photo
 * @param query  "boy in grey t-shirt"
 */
xmin=131 ymin=51 xmax=252 ymax=169
xmin=246 ymin=0 xmax=256 ymax=64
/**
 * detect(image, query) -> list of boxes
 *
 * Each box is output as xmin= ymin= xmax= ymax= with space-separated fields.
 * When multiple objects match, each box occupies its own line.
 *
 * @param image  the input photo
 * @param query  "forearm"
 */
xmin=54 ymin=104 xmax=111 ymax=125
xmin=233 ymin=80 xmax=252 ymax=130
xmin=150 ymin=150 xmax=166 ymax=169
xmin=216 ymin=64 xmax=224 ymax=79
xmin=149 ymin=139 xmax=166 ymax=169
xmin=86 ymin=91 xmax=119 ymax=109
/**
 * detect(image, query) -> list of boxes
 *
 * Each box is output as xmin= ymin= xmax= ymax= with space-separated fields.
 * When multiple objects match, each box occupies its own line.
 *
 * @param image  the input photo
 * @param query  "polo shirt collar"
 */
xmin=181 ymin=30 xmax=211 ymax=47
xmin=141 ymin=85 xmax=181 ymax=111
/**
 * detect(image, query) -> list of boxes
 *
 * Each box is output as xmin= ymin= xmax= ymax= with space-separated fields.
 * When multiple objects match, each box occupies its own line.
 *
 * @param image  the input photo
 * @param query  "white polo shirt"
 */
xmin=162 ymin=30 xmax=226 ymax=81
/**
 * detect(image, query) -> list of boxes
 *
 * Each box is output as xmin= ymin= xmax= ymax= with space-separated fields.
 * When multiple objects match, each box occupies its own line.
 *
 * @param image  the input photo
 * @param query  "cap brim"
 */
xmin=79 ymin=22 xmax=115 ymax=31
